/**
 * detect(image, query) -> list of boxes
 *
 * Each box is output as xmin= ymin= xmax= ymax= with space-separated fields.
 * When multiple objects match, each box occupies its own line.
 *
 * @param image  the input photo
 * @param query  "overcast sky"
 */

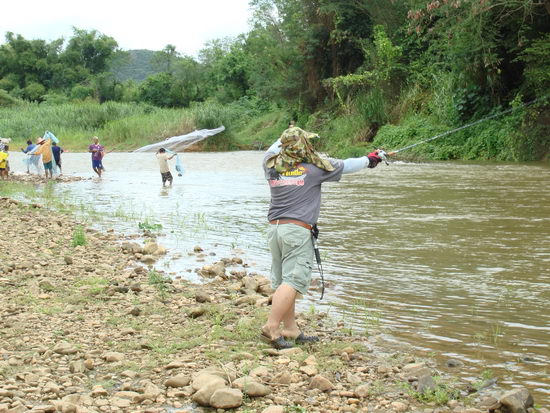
xmin=0 ymin=0 xmax=253 ymax=57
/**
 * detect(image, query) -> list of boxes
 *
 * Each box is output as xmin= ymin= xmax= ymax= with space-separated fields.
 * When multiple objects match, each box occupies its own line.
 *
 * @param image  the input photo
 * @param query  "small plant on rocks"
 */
xmin=138 ymin=220 xmax=163 ymax=232
xmin=406 ymin=376 xmax=461 ymax=406
xmin=72 ymin=225 xmax=86 ymax=246
xmin=147 ymin=270 xmax=170 ymax=301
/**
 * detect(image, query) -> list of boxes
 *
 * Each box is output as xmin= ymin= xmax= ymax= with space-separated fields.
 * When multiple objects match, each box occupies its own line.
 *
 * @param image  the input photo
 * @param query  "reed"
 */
xmin=0 ymin=102 xmax=196 ymax=151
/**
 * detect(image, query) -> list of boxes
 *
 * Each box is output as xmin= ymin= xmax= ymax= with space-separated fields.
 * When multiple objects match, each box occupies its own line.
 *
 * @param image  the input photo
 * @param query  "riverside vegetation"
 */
xmin=0 ymin=96 xmax=547 ymax=161
xmin=0 ymin=189 xmax=546 ymax=412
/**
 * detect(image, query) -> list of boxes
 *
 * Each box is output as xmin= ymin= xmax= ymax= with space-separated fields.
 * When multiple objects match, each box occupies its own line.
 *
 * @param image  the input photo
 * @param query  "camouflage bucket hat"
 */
xmin=266 ymin=127 xmax=335 ymax=173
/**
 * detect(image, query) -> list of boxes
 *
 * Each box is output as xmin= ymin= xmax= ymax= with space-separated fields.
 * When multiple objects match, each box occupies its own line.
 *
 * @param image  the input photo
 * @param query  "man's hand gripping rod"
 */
xmin=375 ymin=149 xmax=396 ymax=165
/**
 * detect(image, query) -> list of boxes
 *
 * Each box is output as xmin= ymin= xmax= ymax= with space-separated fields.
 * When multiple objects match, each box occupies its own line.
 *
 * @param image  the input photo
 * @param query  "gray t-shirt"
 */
xmin=263 ymin=152 xmax=344 ymax=225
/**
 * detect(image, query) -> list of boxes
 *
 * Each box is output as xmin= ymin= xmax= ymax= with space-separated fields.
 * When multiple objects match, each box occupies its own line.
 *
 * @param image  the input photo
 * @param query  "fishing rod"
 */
xmin=376 ymin=96 xmax=548 ymax=162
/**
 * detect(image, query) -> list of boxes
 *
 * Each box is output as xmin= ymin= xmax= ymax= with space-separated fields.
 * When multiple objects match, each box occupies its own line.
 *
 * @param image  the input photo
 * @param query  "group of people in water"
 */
xmin=0 ymin=134 xmax=107 ymax=180
xmin=0 ymin=133 xmax=180 ymax=185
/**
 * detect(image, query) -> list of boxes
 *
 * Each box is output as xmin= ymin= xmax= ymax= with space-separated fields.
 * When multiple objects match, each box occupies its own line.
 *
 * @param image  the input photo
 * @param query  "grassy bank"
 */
xmin=0 ymin=101 xmax=246 ymax=152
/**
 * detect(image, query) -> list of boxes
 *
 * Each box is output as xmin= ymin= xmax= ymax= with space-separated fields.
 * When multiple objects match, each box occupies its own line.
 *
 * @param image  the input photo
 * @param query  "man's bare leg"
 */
xmin=262 ymin=283 xmax=298 ymax=339
xmin=281 ymin=298 xmax=301 ymax=339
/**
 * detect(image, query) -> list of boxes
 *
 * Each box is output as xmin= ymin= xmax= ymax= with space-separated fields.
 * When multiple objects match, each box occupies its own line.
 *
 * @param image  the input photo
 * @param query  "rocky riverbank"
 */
xmin=5 ymin=173 xmax=88 ymax=183
xmin=0 ymin=197 xmax=544 ymax=413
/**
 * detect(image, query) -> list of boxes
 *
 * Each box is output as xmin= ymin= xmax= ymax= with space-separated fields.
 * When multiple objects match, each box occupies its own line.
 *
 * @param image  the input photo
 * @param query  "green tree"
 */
xmin=171 ymin=56 xmax=207 ymax=105
xmin=70 ymin=84 xmax=95 ymax=101
xmin=61 ymin=28 xmax=119 ymax=75
xmin=151 ymin=44 xmax=180 ymax=74
xmin=0 ymin=32 xmax=62 ymax=91
xmin=198 ymin=37 xmax=251 ymax=103
xmin=404 ymin=0 xmax=550 ymax=114
xmin=139 ymin=72 xmax=177 ymax=107
xmin=23 ymin=82 xmax=46 ymax=101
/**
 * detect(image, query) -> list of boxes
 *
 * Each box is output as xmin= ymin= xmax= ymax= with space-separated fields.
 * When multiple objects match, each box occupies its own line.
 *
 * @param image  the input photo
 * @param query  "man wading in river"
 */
xmin=261 ymin=126 xmax=391 ymax=349
xmin=89 ymin=137 xmax=105 ymax=178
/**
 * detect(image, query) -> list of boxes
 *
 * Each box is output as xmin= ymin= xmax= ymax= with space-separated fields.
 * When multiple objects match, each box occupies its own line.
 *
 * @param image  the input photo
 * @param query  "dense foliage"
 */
xmin=0 ymin=1 xmax=549 ymax=160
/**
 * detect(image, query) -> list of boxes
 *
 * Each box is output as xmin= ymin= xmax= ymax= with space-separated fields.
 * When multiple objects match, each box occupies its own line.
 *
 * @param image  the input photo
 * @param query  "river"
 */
xmin=7 ymin=151 xmax=550 ymax=404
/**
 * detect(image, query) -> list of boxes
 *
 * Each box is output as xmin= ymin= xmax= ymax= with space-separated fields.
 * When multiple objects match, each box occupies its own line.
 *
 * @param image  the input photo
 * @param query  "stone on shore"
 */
xmin=499 ymin=387 xmax=534 ymax=413
xmin=165 ymin=374 xmax=191 ymax=388
xmin=210 ymin=388 xmax=243 ymax=409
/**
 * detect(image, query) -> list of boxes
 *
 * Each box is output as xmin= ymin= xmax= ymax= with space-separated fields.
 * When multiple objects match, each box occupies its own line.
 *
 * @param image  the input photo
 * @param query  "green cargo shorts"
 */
xmin=267 ymin=223 xmax=314 ymax=295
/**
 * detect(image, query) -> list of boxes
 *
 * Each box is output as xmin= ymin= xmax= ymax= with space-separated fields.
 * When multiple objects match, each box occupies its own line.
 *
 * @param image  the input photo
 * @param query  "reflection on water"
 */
xmin=7 ymin=151 xmax=550 ymax=403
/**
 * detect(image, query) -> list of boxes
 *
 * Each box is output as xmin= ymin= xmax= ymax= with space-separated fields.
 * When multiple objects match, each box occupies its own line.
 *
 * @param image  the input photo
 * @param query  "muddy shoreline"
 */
xmin=0 ymin=197 xmax=543 ymax=413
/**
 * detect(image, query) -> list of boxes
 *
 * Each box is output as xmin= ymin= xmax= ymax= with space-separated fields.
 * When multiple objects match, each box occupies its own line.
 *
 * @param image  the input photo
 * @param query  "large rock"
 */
xmin=403 ymin=363 xmax=432 ymax=380
xmin=355 ymin=384 xmax=370 ymax=398
xmin=195 ymin=291 xmax=212 ymax=303
xmin=262 ymin=407 xmax=285 ymax=413
xmin=258 ymin=284 xmax=275 ymax=296
xmin=192 ymin=381 xmax=227 ymax=406
xmin=121 ymin=242 xmax=142 ymax=254
xmin=416 ymin=374 xmax=436 ymax=393
xmin=242 ymin=276 xmax=259 ymax=292
xmin=309 ymin=375 xmax=334 ymax=392
xmin=103 ymin=351 xmax=124 ymax=362
xmin=114 ymin=391 xmax=141 ymax=401
xmin=194 ymin=366 xmax=234 ymax=382
xmin=6 ymin=405 xmax=28 ymax=413
xmin=43 ymin=381 xmax=61 ymax=394
xmin=30 ymin=406 xmax=56 ymax=413
xmin=164 ymin=360 xmax=187 ymax=369
xmin=192 ymin=374 xmax=226 ymax=392
xmin=499 ymin=388 xmax=534 ymax=413
xmin=140 ymin=255 xmax=156 ymax=264
xmin=233 ymin=377 xmax=271 ymax=397
xmin=391 ymin=401 xmax=409 ymax=412
xmin=199 ymin=262 xmax=225 ymax=278
xmin=53 ymin=342 xmax=78 ymax=355
xmin=69 ymin=360 xmax=85 ymax=373
xmin=300 ymin=365 xmax=319 ymax=376
xmin=272 ymin=371 xmax=292 ymax=385
xmin=110 ymin=397 xmax=131 ymax=408
xmin=164 ymin=374 xmax=191 ymax=388
xmin=142 ymin=243 xmax=157 ymax=255
xmin=142 ymin=382 xmax=162 ymax=400
xmin=209 ymin=388 xmax=243 ymax=409
xmin=143 ymin=242 xmax=166 ymax=255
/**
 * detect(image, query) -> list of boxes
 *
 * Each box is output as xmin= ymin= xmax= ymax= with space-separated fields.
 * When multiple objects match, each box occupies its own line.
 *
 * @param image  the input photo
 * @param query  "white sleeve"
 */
xmin=266 ymin=139 xmax=282 ymax=155
xmin=342 ymin=156 xmax=370 ymax=174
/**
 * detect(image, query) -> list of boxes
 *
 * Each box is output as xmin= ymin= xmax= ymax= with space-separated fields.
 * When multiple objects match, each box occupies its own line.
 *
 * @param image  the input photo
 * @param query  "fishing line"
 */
xmin=391 ymin=96 xmax=548 ymax=154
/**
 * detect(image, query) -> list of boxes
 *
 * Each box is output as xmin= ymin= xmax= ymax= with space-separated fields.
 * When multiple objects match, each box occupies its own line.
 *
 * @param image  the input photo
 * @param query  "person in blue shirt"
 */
xmin=21 ymin=139 xmax=38 ymax=174
xmin=51 ymin=141 xmax=64 ymax=175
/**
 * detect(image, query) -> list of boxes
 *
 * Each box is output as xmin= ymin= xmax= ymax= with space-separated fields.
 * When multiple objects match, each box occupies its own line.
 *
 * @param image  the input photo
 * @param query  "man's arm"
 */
xmin=266 ymin=139 xmax=281 ymax=155
xmin=342 ymin=157 xmax=369 ymax=174
xmin=342 ymin=150 xmax=391 ymax=174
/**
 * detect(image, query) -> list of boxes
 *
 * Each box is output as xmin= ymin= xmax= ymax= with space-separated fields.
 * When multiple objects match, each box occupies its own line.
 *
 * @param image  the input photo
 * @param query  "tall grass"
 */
xmin=101 ymin=110 xmax=195 ymax=149
xmin=0 ymin=101 xmax=197 ymax=151
xmin=0 ymin=99 xmax=269 ymax=152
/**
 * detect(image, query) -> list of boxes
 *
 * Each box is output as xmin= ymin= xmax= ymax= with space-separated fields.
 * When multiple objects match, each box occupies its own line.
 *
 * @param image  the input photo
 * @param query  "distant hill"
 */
xmin=111 ymin=49 xmax=161 ymax=83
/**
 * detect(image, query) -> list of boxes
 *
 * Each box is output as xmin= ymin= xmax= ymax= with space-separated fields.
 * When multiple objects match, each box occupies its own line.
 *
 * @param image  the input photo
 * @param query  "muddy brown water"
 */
xmin=7 ymin=151 xmax=550 ymax=404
